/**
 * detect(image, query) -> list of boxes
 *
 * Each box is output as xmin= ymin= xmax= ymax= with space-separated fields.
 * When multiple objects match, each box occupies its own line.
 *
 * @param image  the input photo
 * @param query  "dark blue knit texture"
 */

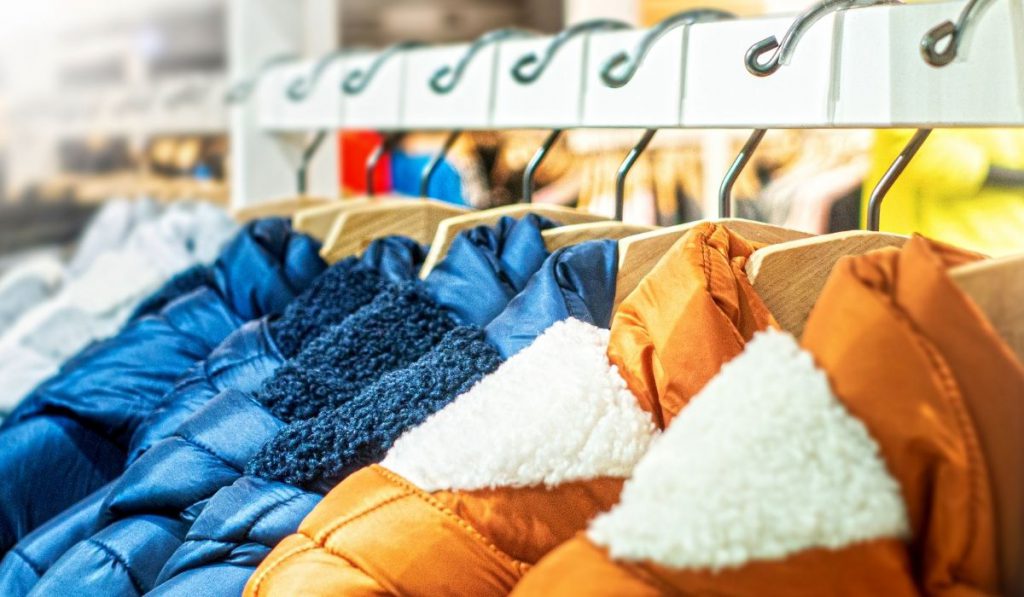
xmin=255 ymin=281 xmax=456 ymax=423
xmin=129 ymin=264 xmax=213 ymax=321
xmin=246 ymin=326 xmax=503 ymax=490
xmin=267 ymin=259 xmax=385 ymax=358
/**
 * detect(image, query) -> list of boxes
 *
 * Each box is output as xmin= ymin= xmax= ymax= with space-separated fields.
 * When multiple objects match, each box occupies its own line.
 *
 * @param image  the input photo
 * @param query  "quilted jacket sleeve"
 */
xmin=0 ymin=220 xmax=324 ymax=555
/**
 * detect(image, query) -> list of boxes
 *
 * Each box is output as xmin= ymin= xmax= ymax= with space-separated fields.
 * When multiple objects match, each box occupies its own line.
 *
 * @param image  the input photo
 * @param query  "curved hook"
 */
xmin=746 ymin=0 xmax=889 ymax=77
xmin=297 ymin=131 xmax=328 ymax=195
xmin=342 ymin=41 xmax=426 ymax=96
xmin=366 ymin=133 xmax=405 ymax=198
xmin=287 ymin=49 xmax=346 ymax=101
xmin=867 ymin=129 xmax=932 ymax=231
xmin=225 ymin=53 xmax=299 ymax=104
xmin=602 ymin=9 xmax=736 ymax=88
xmin=419 ymin=131 xmax=462 ymax=198
xmin=512 ymin=19 xmax=631 ymax=84
xmin=430 ymin=28 xmax=536 ymax=94
xmin=615 ymin=129 xmax=658 ymax=221
xmin=522 ymin=130 xmax=564 ymax=203
xmin=719 ymin=129 xmax=766 ymax=218
xmin=920 ymin=0 xmax=994 ymax=67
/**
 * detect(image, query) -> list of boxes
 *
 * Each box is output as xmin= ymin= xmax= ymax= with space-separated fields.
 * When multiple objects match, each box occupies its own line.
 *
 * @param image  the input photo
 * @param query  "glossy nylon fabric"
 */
xmin=0 ymin=219 xmax=325 ymax=557
xmin=24 ymin=218 xmax=552 ymax=597
xmin=154 ymin=240 xmax=620 ymax=597
xmin=511 ymin=236 xmax=1023 ymax=596
xmin=242 ymin=226 xmax=775 ymax=597
xmin=0 ymin=237 xmax=427 ymax=596
xmin=608 ymin=222 xmax=777 ymax=430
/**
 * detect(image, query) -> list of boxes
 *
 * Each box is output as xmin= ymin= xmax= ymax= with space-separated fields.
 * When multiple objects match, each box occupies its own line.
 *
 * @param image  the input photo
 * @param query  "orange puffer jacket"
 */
xmin=512 ymin=235 xmax=1024 ymax=596
xmin=244 ymin=223 xmax=777 ymax=597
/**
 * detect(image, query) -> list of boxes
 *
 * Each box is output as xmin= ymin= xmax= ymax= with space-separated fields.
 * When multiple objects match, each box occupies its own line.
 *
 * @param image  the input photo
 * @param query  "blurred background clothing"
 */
xmin=865 ymin=130 xmax=1024 ymax=256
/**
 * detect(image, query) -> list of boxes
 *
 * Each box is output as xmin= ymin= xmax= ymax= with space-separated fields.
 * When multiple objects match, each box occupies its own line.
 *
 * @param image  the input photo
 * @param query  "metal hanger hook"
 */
xmin=522 ymin=130 xmax=564 ymax=203
xmin=867 ymin=129 xmax=932 ymax=231
xmin=297 ymin=131 xmax=328 ymax=195
xmin=365 ymin=133 xmax=406 ymax=198
xmin=419 ymin=131 xmax=463 ymax=198
xmin=512 ymin=19 xmax=631 ymax=84
xmin=287 ymin=49 xmax=346 ymax=102
xmin=430 ymin=28 xmax=536 ymax=94
xmin=920 ymin=0 xmax=993 ymax=67
xmin=602 ymin=9 xmax=735 ymax=88
xmin=225 ymin=53 xmax=299 ymax=104
xmin=342 ymin=41 xmax=426 ymax=96
xmin=746 ymin=0 xmax=891 ymax=77
xmin=719 ymin=129 xmax=766 ymax=218
xmin=615 ymin=129 xmax=658 ymax=221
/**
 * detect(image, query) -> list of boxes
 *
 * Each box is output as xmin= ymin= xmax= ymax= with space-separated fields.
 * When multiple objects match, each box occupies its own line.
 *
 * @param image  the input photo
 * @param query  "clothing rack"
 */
xmin=228 ymin=0 xmax=1024 ymax=207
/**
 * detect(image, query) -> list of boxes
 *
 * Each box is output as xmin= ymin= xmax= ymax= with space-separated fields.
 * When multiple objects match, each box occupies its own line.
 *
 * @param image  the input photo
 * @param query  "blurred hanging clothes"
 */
xmin=511 ymin=236 xmax=1023 ymax=596
xmin=0 ymin=220 xmax=325 ymax=557
xmin=0 ymin=198 xmax=161 ymax=340
xmin=758 ymin=131 xmax=871 ymax=234
xmin=864 ymin=129 xmax=1024 ymax=255
xmin=0 ymin=202 xmax=237 ymax=411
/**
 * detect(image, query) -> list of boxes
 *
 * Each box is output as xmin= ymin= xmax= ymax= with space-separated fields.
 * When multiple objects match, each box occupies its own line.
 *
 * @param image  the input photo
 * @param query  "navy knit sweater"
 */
xmin=256 ymin=281 xmax=459 ymax=423
xmin=247 ymin=326 xmax=503 ymax=491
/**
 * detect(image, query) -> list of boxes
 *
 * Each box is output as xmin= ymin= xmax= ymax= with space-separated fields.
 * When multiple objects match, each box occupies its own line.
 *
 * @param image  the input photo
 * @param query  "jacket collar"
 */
xmin=608 ymin=223 xmax=776 ymax=428
xmin=424 ymin=215 xmax=555 ymax=328
xmin=485 ymin=239 xmax=617 ymax=359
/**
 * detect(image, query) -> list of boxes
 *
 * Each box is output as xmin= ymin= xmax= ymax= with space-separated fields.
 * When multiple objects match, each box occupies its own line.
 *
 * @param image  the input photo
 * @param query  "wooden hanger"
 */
xmin=615 ymin=218 xmax=811 ymax=308
xmin=744 ymin=230 xmax=908 ymax=336
xmin=320 ymin=199 xmax=469 ymax=264
xmin=319 ymin=131 xmax=472 ymax=264
xmin=291 ymin=198 xmax=370 ymax=241
xmin=951 ymin=252 xmax=1024 ymax=363
xmin=542 ymin=221 xmax=656 ymax=251
xmin=293 ymin=132 xmax=410 ymax=241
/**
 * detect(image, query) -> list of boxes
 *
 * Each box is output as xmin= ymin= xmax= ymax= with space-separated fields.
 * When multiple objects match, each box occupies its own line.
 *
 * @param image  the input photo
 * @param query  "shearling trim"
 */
xmin=588 ymin=330 xmax=910 ymax=571
xmin=246 ymin=327 xmax=502 ymax=492
xmin=268 ymin=260 xmax=384 ymax=358
xmin=256 ymin=281 xmax=456 ymax=422
xmin=383 ymin=318 xmax=657 ymax=491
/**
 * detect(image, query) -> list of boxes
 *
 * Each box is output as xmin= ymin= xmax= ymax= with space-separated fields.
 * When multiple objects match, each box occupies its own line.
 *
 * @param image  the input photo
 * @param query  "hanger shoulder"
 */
xmin=745 ymin=230 xmax=908 ymax=336
xmin=542 ymin=222 xmax=657 ymax=251
xmin=714 ymin=218 xmax=813 ymax=245
xmin=231 ymin=196 xmax=334 ymax=223
xmin=612 ymin=218 xmax=810 ymax=310
xmin=418 ymin=204 xmax=609 ymax=279
xmin=321 ymin=199 xmax=470 ymax=264
xmin=293 ymin=198 xmax=371 ymax=241
xmin=950 ymin=253 xmax=1024 ymax=363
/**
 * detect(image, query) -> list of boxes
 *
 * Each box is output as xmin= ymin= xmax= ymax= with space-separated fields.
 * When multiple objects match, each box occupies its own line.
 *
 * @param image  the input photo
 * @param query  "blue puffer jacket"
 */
xmin=0 ymin=219 xmax=324 ymax=556
xmin=0 ymin=237 xmax=426 ymax=594
xmin=26 ymin=216 xmax=554 ymax=596
xmin=149 ymin=240 xmax=619 ymax=597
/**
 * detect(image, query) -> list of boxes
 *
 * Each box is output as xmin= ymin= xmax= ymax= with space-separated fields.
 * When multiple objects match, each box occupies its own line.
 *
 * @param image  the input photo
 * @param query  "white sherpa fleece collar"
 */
xmin=588 ymin=330 xmax=910 ymax=571
xmin=382 ymin=318 xmax=658 ymax=492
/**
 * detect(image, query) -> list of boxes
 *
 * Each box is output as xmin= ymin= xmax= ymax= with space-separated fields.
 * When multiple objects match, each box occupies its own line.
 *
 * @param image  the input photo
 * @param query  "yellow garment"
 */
xmin=863 ymin=129 xmax=1024 ymax=256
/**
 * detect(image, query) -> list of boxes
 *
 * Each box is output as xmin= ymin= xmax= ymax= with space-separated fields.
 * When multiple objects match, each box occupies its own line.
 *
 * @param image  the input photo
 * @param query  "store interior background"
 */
xmin=0 ymin=0 xmax=924 ymax=256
